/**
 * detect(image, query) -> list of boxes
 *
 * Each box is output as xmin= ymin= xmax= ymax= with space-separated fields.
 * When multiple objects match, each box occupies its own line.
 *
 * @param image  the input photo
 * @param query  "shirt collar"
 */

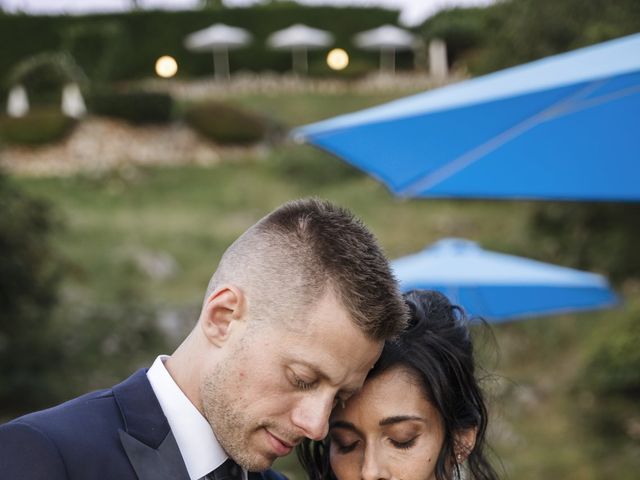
xmin=147 ymin=355 xmax=228 ymax=480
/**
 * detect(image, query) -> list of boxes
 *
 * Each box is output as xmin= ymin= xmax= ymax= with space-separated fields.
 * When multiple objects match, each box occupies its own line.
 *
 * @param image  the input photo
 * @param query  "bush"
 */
xmin=266 ymin=144 xmax=362 ymax=187
xmin=580 ymin=308 xmax=640 ymax=396
xmin=88 ymin=90 xmax=173 ymax=124
xmin=5 ymin=51 xmax=86 ymax=106
xmin=184 ymin=101 xmax=268 ymax=145
xmin=53 ymin=299 xmax=170 ymax=398
xmin=528 ymin=202 xmax=640 ymax=283
xmin=0 ymin=108 xmax=76 ymax=146
xmin=0 ymin=174 xmax=65 ymax=415
xmin=61 ymin=21 xmax=127 ymax=84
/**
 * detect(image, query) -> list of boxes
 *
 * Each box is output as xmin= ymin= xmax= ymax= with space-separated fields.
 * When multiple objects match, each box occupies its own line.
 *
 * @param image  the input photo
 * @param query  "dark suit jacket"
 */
xmin=0 ymin=369 xmax=288 ymax=480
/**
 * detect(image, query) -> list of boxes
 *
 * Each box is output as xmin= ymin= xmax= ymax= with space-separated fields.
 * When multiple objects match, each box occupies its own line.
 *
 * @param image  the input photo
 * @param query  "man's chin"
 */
xmin=229 ymin=444 xmax=277 ymax=472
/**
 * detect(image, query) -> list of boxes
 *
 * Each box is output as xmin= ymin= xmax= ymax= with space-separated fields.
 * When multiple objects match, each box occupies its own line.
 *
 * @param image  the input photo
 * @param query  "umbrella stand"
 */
xmin=292 ymin=47 xmax=308 ymax=76
xmin=213 ymin=48 xmax=230 ymax=81
xmin=380 ymin=48 xmax=396 ymax=74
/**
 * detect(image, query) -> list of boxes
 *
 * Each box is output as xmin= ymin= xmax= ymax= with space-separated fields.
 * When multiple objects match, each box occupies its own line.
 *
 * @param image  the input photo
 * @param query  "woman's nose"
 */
xmin=360 ymin=445 xmax=390 ymax=480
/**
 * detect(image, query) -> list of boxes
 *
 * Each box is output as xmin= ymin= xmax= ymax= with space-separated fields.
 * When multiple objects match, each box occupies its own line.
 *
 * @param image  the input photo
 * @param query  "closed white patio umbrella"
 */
xmin=184 ymin=23 xmax=252 ymax=80
xmin=267 ymin=24 xmax=333 ymax=75
xmin=354 ymin=24 xmax=416 ymax=73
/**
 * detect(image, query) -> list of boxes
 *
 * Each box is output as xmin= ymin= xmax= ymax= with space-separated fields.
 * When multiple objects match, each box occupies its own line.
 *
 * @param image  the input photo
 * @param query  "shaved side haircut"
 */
xmin=206 ymin=198 xmax=407 ymax=340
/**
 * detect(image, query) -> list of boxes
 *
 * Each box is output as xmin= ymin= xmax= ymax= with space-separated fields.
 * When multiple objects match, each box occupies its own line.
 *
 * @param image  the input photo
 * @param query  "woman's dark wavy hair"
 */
xmin=297 ymin=289 xmax=499 ymax=480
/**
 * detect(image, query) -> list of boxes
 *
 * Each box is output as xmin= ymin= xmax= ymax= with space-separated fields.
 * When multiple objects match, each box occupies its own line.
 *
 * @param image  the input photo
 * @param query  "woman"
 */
xmin=298 ymin=290 xmax=498 ymax=480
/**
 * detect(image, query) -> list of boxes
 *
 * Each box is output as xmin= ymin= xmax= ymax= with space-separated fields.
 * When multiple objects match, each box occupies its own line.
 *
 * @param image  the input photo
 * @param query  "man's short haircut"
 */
xmin=205 ymin=198 xmax=407 ymax=340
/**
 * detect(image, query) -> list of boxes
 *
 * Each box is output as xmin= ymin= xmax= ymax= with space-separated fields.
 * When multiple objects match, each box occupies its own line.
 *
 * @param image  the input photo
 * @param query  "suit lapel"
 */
xmin=119 ymin=429 xmax=190 ymax=480
xmin=113 ymin=369 xmax=190 ymax=480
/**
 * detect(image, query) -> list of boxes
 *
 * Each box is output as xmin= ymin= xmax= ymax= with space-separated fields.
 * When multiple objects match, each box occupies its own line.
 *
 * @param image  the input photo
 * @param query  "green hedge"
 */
xmin=184 ymin=101 xmax=268 ymax=145
xmin=0 ymin=108 xmax=76 ymax=145
xmin=88 ymin=90 xmax=173 ymax=124
xmin=0 ymin=6 xmax=404 ymax=84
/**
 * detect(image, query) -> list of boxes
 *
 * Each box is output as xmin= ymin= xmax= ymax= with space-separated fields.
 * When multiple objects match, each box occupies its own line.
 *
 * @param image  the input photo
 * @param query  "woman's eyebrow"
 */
xmin=379 ymin=415 xmax=425 ymax=426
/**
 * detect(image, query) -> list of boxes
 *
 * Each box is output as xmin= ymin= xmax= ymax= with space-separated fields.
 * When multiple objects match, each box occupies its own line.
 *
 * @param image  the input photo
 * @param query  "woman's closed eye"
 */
xmin=330 ymin=432 xmax=360 ymax=454
xmin=334 ymin=440 xmax=359 ymax=454
xmin=389 ymin=436 xmax=418 ymax=450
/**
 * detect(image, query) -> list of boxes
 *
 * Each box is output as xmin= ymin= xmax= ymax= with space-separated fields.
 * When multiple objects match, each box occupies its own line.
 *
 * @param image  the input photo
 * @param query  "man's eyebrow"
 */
xmin=329 ymin=420 xmax=362 ymax=436
xmin=379 ymin=415 xmax=425 ymax=426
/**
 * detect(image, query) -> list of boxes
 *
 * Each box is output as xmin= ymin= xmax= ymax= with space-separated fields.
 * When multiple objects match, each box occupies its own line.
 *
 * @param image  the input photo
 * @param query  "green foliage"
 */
xmin=0 ymin=108 xmax=76 ymax=146
xmin=5 ymin=51 xmax=86 ymax=105
xmin=266 ymin=144 xmax=362 ymax=188
xmin=0 ymin=173 xmax=170 ymax=417
xmin=581 ymin=305 xmax=640 ymax=396
xmin=420 ymin=7 xmax=491 ymax=68
xmin=0 ymin=174 xmax=65 ymax=414
xmin=61 ymin=21 xmax=127 ymax=84
xmin=528 ymin=203 xmax=640 ymax=283
xmin=419 ymin=0 xmax=640 ymax=74
xmin=0 ymin=6 xmax=399 ymax=81
xmin=184 ymin=101 xmax=269 ymax=145
xmin=571 ymin=301 xmax=640 ymax=466
xmin=54 ymin=299 xmax=170 ymax=398
xmin=88 ymin=90 xmax=173 ymax=124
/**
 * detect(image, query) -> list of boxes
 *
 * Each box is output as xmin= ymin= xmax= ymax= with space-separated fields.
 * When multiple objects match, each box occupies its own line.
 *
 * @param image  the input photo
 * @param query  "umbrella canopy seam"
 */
xmin=398 ymin=78 xmax=611 ymax=196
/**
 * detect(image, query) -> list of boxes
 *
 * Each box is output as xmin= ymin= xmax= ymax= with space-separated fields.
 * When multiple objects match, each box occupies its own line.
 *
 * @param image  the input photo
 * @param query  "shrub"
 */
xmin=266 ymin=144 xmax=362 ymax=187
xmin=184 ymin=101 xmax=268 ymax=145
xmin=5 ymin=51 xmax=86 ymax=106
xmin=88 ymin=90 xmax=173 ymax=124
xmin=580 ymin=308 xmax=640 ymax=396
xmin=0 ymin=108 xmax=76 ymax=146
xmin=528 ymin=202 xmax=640 ymax=283
xmin=61 ymin=21 xmax=127 ymax=83
xmin=0 ymin=174 xmax=65 ymax=415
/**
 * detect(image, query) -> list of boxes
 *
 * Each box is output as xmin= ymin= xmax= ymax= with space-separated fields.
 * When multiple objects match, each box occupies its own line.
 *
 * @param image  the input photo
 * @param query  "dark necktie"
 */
xmin=206 ymin=458 xmax=243 ymax=480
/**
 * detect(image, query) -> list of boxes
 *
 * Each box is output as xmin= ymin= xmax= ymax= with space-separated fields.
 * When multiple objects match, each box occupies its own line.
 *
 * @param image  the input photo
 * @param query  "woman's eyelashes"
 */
xmin=335 ymin=440 xmax=359 ymax=454
xmin=330 ymin=433 xmax=359 ymax=454
xmin=389 ymin=436 xmax=418 ymax=450
xmin=330 ymin=433 xmax=419 ymax=454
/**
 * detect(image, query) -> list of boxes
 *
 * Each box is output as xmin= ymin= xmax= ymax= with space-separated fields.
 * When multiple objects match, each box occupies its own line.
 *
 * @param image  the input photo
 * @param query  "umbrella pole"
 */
xmin=292 ymin=48 xmax=308 ymax=76
xmin=380 ymin=48 xmax=395 ymax=74
xmin=213 ymin=48 xmax=230 ymax=81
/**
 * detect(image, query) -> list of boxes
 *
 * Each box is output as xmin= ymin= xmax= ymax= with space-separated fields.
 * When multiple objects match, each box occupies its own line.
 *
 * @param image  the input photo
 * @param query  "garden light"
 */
xmin=326 ymin=48 xmax=349 ymax=71
xmin=155 ymin=55 xmax=178 ymax=78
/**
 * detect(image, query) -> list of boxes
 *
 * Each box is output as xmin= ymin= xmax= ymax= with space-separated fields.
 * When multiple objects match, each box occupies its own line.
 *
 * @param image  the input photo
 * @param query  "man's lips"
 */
xmin=265 ymin=429 xmax=295 ymax=456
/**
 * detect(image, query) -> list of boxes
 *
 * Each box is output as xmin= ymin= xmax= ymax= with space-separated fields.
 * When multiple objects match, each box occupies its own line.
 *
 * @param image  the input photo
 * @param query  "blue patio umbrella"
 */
xmin=391 ymin=238 xmax=618 ymax=322
xmin=293 ymin=33 xmax=640 ymax=201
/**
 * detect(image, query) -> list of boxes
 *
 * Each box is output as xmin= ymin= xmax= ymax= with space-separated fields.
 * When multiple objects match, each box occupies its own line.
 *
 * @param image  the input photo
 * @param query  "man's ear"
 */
xmin=200 ymin=285 xmax=246 ymax=347
xmin=454 ymin=427 xmax=477 ymax=463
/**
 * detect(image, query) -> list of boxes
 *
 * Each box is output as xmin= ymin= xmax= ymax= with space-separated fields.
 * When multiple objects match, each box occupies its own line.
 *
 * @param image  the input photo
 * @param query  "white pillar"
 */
xmin=429 ymin=38 xmax=448 ymax=81
xmin=61 ymin=83 xmax=87 ymax=118
xmin=7 ymin=84 xmax=29 ymax=117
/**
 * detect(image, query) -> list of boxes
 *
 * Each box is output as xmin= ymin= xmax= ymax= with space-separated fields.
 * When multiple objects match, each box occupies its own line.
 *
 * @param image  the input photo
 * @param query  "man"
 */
xmin=0 ymin=198 xmax=408 ymax=480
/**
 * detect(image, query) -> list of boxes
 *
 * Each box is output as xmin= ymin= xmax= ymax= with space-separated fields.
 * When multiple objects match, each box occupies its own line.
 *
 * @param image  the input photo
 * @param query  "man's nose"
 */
xmin=290 ymin=393 xmax=333 ymax=441
xmin=360 ymin=444 xmax=390 ymax=480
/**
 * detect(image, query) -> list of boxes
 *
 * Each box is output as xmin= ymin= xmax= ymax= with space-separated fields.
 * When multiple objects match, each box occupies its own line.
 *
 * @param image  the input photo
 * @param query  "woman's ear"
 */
xmin=200 ymin=285 xmax=246 ymax=347
xmin=454 ymin=427 xmax=477 ymax=463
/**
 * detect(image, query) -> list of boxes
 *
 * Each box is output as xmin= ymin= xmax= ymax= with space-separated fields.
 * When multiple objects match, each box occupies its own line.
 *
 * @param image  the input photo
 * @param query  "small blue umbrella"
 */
xmin=392 ymin=238 xmax=618 ymax=322
xmin=293 ymin=33 xmax=640 ymax=201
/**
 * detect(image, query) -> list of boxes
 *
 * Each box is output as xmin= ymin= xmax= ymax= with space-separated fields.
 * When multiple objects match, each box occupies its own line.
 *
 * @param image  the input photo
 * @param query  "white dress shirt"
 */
xmin=147 ymin=355 xmax=246 ymax=480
